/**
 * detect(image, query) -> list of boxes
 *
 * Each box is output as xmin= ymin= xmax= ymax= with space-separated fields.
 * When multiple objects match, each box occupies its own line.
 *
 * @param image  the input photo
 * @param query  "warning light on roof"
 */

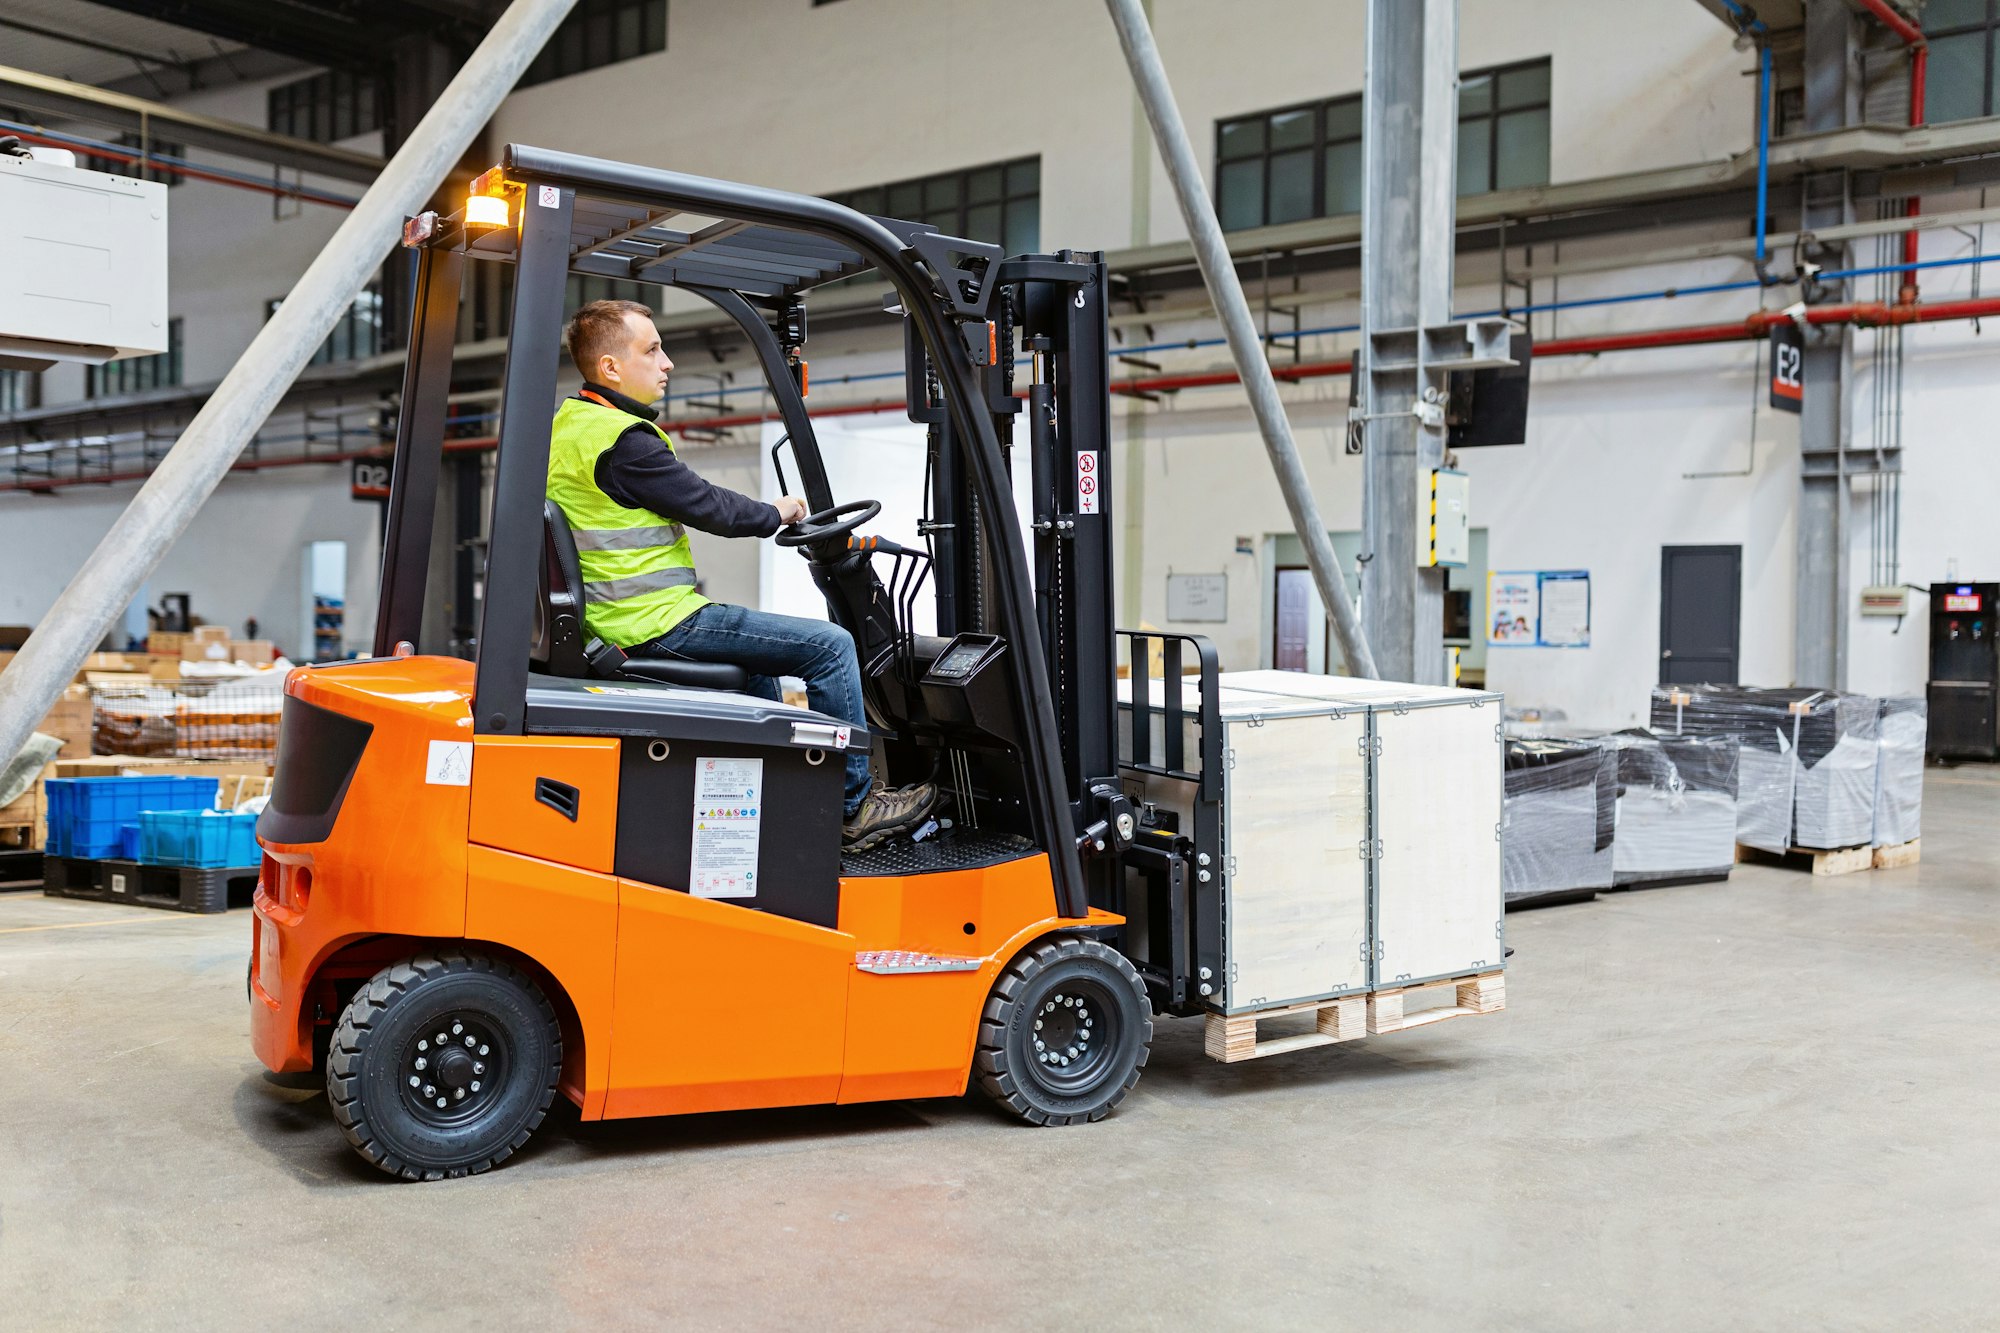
xmin=464 ymin=193 xmax=510 ymax=231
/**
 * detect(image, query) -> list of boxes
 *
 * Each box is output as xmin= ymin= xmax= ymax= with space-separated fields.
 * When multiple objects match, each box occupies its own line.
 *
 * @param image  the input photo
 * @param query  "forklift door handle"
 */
xmin=535 ymin=777 xmax=581 ymax=822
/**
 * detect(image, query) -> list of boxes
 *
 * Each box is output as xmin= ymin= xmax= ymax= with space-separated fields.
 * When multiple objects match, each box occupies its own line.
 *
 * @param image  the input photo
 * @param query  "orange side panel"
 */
xmin=604 ymin=880 xmax=853 ymax=1119
xmin=465 ymin=845 xmax=619 ymax=1121
xmin=469 ymin=735 xmax=620 ymax=874
xmin=832 ymin=855 xmax=1124 ymax=1106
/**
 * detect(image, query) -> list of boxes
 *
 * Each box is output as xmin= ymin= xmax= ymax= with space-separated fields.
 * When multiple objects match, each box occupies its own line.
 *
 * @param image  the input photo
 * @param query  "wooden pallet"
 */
xmin=1203 ymin=971 xmax=1505 ymax=1063
xmin=1872 ymin=838 xmax=1921 ymax=870
xmin=1736 ymin=842 xmax=1874 ymax=877
xmin=0 ymin=821 xmax=37 ymax=852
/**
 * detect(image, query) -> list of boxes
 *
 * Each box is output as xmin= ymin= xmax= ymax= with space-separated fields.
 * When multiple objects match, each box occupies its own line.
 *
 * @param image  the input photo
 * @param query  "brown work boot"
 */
xmin=842 ymin=781 xmax=940 ymax=853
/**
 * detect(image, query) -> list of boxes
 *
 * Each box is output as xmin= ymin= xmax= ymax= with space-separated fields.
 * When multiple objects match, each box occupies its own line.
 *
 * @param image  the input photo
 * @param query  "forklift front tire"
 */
xmin=326 ymin=950 xmax=563 ymax=1182
xmin=975 ymin=936 xmax=1151 ymax=1126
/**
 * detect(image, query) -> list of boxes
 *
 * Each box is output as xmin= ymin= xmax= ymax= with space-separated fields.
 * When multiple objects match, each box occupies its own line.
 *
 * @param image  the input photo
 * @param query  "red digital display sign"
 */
xmin=1945 ymin=592 xmax=1982 ymax=613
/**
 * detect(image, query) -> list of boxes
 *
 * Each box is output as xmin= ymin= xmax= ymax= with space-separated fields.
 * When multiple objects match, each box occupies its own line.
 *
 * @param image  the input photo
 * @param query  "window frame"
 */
xmin=84 ymin=133 xmax=183 ymax=188
xmin=1923 ymin=0 xmax=1997 ymax=123
xmin=267 ymin=69 xmax=382 ymax=144
xmin=86 ymin=318 xmax=183 ymax=398
xmin=519 ymin=0 xmax=668 ymax=89
xmin=1455 ymin=58 xmax=1552 ymax=197
xmin=826 ymin=156 xmax=1041 ymax=257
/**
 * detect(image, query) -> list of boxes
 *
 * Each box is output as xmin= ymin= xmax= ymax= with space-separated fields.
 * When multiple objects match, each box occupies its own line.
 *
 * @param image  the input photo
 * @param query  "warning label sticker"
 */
xmin=1076 ymin=450 xmax=1100 ymax=515
xmin=690 ymin=757 xmax=763 ymax=899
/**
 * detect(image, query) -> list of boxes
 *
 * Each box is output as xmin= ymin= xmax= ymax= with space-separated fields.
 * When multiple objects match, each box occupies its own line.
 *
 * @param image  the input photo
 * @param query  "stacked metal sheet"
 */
xmin=1873 ymin=696 xmax=1927 ymax=847
xmin=1502 ymin=738 xmax=1615 ymax=904
xmin=1600 ymin=730 xmax=1741 ymax=885
xmin=1650 ymin=686 xmax=1881 ymax=853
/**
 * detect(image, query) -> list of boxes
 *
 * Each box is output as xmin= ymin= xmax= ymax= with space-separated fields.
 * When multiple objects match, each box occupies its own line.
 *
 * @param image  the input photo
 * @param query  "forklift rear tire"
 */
xmin=326 ymin=950 xmax=562 ymax=1182
xmin=974 ymin=936 xmax=1151 ymax=1126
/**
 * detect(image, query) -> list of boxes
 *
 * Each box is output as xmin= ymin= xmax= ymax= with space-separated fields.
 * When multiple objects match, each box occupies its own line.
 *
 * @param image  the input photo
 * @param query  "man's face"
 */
xmin=600 ymin=312 xmax=674 ymax=405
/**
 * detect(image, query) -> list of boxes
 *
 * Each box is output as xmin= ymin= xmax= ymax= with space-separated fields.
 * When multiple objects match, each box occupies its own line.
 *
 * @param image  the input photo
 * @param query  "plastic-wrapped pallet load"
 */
xmin=1600 ymin=729 xmax=1739 ymax=886
xmin=1873 ymin=696 xmax=1926 ymax=847
xmin=1650 ymin=685 xmax=1879 ymax=853
xmin=1502 ymin=738 xmax=1614 ymax=904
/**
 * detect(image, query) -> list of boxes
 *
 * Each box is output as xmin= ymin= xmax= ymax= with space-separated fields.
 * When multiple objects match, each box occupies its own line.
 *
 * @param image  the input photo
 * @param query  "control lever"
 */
xmin=1075 ymin=781 xmax=1136 ymax=856
xmin=847 ymin=534 xmax=914 ymax=558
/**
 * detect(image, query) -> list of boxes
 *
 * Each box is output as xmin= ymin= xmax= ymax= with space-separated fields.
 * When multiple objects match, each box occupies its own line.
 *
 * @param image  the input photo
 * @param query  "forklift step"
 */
xmin=841 ymin=828 xmax=1038 ymax=878
xmin=854 ymin=950 xmax=982 ymax=975
xmin=42 ymin=854 xmax=257 ymax=914
xmin=1202 ymin=971 xmax=1506 ymax=1063
xmin=0 ymin=848 xmax=45 ymax=893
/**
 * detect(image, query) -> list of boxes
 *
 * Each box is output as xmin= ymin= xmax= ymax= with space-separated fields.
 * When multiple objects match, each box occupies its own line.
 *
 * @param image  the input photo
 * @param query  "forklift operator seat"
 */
xmin=533 ymin=499 xmax=749 ymax=692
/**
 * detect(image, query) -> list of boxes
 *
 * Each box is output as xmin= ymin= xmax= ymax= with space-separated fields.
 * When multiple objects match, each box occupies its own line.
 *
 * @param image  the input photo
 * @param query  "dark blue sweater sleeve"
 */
xmin=594 ymin=424 xmax=783 ymax=538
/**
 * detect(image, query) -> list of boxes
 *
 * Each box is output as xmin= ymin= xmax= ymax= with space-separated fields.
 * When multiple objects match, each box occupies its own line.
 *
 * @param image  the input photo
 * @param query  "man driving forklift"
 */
xmin=551 ymin=297 xmax=938 ymax=850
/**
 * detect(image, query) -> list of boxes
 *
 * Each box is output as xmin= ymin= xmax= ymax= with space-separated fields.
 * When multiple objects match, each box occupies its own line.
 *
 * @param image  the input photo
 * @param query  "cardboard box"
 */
xmin=148 ymin=657 xmax=182 ymax=682
xmin=182 ymin=638 xmax=239 ymax=663
xmin=192 ymin=625 xmax=231 ymax=645
xmin=50 ymin=756 xmax=273 ymax=780
xmin=231 ymin=639 xmax=275 ymax=664
xmin=37 ymin=686 xmax=94 ymax=760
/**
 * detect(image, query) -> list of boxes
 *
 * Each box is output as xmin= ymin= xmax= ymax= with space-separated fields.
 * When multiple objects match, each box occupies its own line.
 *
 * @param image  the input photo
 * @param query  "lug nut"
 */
xmin=465 ymin=1036 xmax=476 ymax=1047
xmin=418 ymin=1040 xmax=428 ymax=1052
xmin=436 ymin=1097 xmax=447 ymax=1108
xmin=414 ymin=1056 xmax=427 ymax=1070
xmin=408 ymin=1076 xmax=419 ymax=1088
xmin=455 ymin=1088 xmax=465 ymax=1100
xmin=470 ymin=1081 xmax=480 ymax=1092
xmin=452 ymin=1023 xmax=463 ymax=1035
xmin=473 ymin=1063 xmax=484 ymax=1075
xmin=423 ymin=1084 xmax=435 ymax=1097
xmin=479 ymin=1045 xmax=489 ymax=1056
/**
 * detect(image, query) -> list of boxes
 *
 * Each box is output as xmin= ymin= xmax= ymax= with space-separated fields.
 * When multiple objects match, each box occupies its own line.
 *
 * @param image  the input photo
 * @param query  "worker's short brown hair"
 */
xmin=565 ymin=298 xmax=654 ymax=378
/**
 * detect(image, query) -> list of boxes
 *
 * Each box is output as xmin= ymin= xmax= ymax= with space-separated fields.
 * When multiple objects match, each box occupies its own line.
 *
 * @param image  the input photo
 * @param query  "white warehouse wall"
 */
xmin=8 ymin=0 xmax=1993 ymax=728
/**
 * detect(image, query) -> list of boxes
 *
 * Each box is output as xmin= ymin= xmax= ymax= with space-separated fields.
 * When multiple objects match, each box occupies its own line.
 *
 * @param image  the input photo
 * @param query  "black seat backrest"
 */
xmin=532 ymin=498 xmax=594 ymax=678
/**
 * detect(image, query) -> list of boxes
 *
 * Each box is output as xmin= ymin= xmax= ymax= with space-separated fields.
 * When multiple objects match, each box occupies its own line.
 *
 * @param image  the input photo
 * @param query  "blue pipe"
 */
xmin=1756 ymin=42 xmax=1773 ymax=268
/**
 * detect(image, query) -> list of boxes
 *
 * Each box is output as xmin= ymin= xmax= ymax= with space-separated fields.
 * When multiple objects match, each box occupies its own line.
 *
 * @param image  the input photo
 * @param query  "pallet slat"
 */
xmin=1872 ymin=838 xmax=1921 ymax=870
xmin=1203 ymin=972 xmax=1503 ymax=1063
xmin=1736 ymin=843 xmax=1875 ymax=877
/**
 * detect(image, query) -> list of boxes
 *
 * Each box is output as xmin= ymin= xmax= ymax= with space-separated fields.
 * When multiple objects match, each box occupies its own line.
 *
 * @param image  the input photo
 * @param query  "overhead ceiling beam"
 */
xmin=0 ymin=63 xmax=383 ymax=182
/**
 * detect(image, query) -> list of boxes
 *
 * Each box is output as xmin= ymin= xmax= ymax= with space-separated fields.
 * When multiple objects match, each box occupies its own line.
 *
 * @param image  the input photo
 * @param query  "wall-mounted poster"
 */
xmin=1488 ymin=570 xmax=1591 ymax=647
xmin=1488 ymin=572 xmax=1539 ymax=645
xmin=1537 ymin=570 xmax=1591 ymax=647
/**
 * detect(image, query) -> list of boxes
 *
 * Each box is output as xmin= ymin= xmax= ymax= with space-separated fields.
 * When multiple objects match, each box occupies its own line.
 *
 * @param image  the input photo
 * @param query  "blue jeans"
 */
xmin=633 ymin=603 xmax=872 ymax=816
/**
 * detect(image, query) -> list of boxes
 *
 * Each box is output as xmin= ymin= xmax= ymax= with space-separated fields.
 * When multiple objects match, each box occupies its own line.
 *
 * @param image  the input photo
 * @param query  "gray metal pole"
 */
xmin=1103 ymin=0 xmax=1378 ymax=679
xmin=0 ymin=0 xmax=578 ymax=768
xmin=1359 ymin=0 xmax=1458 ymax=685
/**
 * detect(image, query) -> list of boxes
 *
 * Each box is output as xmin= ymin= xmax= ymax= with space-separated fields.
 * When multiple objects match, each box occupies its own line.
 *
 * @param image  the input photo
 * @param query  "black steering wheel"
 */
xmin=776 ymin=498 xmax=882 ymax=548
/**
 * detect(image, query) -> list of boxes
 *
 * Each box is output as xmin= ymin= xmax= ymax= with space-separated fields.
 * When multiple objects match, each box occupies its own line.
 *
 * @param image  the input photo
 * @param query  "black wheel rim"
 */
xmin=1021 ymin=976 xmax=1121 ymax=1096
xmin=395 ymin=1011 xmax=511 ymax=1128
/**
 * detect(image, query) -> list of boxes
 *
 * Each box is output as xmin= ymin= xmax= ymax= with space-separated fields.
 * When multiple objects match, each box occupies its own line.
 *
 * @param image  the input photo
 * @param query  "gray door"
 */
xmin=1660 ymin=545 xmax=1740 ymax=684
xmin=1274 ymin=566 xmax=1313 ymax=672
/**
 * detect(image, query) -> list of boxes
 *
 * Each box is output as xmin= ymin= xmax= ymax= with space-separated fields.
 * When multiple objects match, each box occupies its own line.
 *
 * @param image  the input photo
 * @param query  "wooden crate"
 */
xmin=1203 ymin=971 xmax=1505 ymax=1063
xmin=0 ymin=764 xmax=50 ymax=850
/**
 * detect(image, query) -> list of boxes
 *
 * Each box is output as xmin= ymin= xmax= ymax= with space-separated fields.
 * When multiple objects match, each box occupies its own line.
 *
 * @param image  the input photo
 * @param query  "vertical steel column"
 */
xmin=471 ymin=184 xmax=574 ymax=735
xmin=1359 ymin=0 xmax=1459 ymax=685
xmin=1797 ymin=1 xmax=1859 ymax=688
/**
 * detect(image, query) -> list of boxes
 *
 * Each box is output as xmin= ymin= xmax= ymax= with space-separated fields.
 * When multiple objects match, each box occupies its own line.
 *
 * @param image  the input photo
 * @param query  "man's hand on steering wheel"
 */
xmin=776 ymin=495 xmax=809 ymax=525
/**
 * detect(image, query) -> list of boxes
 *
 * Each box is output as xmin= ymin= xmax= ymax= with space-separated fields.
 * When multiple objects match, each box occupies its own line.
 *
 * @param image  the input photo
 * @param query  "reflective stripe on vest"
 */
xmin=545 ymin=396 xmax=709 ymax=647
xmin=571 ymin=522 xmax=686 ymax=552
xmin=583 ymin=565 xmax=700 ymax=602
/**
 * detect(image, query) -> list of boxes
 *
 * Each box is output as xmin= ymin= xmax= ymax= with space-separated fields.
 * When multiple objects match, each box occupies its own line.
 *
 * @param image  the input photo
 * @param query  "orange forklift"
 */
xmin=251 ymin=145 xmax=1231 ymax=1180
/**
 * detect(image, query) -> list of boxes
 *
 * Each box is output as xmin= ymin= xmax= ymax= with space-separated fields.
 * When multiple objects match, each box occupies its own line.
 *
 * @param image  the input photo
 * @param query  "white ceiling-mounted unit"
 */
xmin=0 ymin=146 xmax=169 ymax=371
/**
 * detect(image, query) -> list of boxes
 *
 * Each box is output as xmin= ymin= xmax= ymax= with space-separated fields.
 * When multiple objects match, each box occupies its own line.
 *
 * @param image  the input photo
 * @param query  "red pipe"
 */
xmin=1855 ymin=0 xmax=1924 ymax=48
xmin=7 ymin=130 xmax=356 ymax=210
xmin=16 ymin=296 xmax=2000 ymax=493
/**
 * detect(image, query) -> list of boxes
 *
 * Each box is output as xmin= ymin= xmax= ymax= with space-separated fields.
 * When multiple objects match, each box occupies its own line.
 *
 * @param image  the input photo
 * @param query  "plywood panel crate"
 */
xmin=1118 ymin=649 xmax=1506 ymax=1061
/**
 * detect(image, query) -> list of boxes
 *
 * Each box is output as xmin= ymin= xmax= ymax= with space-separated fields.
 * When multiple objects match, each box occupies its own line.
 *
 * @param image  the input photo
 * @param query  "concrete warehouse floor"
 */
xmin=1 ymin=770 xmax=1996 ymax=1330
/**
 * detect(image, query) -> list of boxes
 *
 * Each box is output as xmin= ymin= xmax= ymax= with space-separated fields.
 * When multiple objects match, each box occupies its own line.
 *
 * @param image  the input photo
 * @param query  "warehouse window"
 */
xmin=1456 ymin=59 xmax=1551 ymax=195
xmin=828 ymin=157 xmax=1040 ymax=254
xmin=520 ymin=0 xmax=667 ymax=88
xmin=1215 ymin=58 xmax=1552 ymax=229
xmin=268 ymin=69 xmax=382 ymax=143
xmin=1214 ymin=94 xmax=1363 ymax=231
xmin=1925 ymin=0 xmax=2000 ymax=123
xmin=267 ymin=288 xmax=383 ymax=366
xmin=83 ymin=133 xmax=183 ymax=188
xmin=86 ymin=319 xmax=182 ymax=397
xmin=0 ymin=368 xmax=37 ymax=413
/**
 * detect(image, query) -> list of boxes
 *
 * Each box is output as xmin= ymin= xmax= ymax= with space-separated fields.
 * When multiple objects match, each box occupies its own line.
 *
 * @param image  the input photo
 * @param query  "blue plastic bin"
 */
xmin=117 ymin=824 xmax=142 ymax=860
xmin=44 ymin=776 xmax=219 ymax=859
xmin=138 ymin=809 xmax=259 ymax=869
